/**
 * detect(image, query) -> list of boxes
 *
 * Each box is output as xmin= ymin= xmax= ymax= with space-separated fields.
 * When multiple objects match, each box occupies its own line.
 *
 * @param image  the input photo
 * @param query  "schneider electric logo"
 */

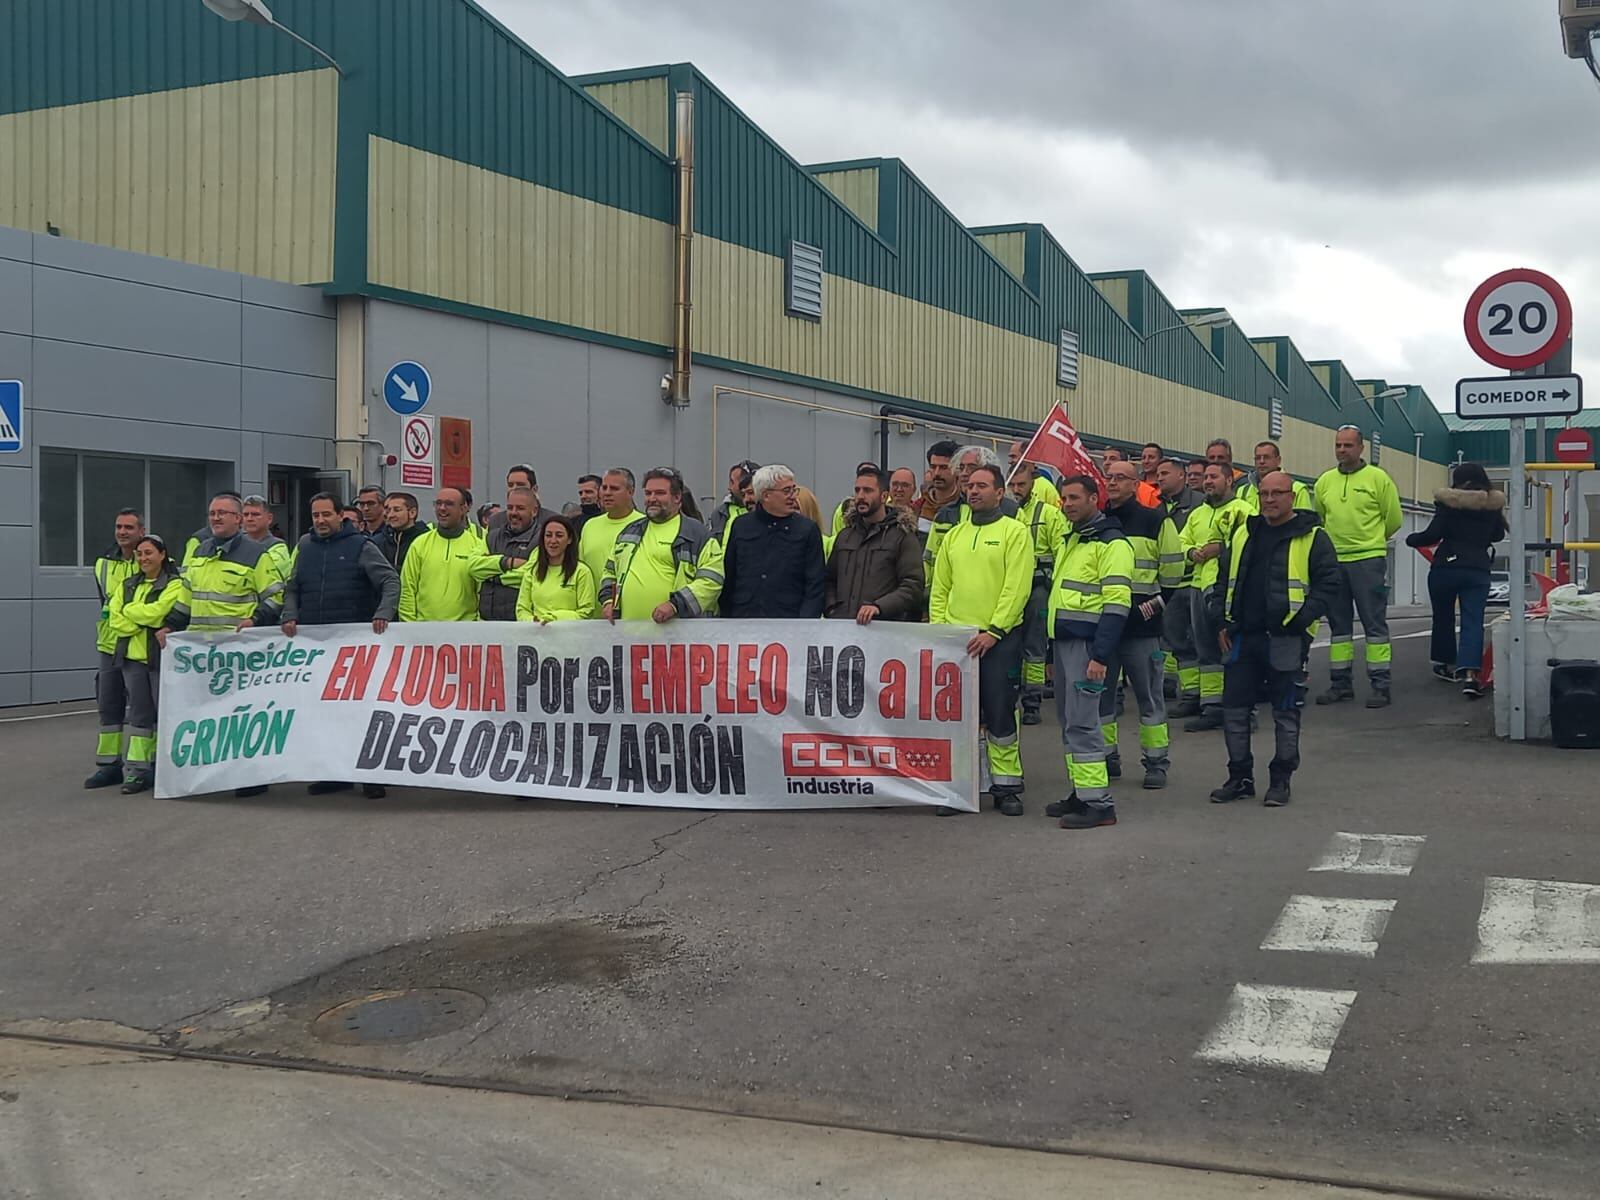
xmin=171 ymin=643 xmax=325 ymax=696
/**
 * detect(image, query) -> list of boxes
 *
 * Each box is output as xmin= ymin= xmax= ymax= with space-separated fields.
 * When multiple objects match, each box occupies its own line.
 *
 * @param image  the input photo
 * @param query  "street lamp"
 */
xmin=200 ymin=0 xmax=344 ymax=75
xmin=1136 ymin=310 xmax=1234 ymax=345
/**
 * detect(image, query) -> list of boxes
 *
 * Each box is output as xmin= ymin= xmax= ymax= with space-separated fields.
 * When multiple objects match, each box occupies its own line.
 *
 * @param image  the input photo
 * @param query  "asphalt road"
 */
xmin=4 ymin=616 xmax=1598 ymax=1199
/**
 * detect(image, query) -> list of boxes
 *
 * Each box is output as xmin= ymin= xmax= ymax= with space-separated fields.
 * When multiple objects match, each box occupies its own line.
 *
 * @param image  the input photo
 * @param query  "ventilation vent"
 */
xmin=1268 ymin=397 xmax=1284 ymax=440
xmin=1371 ymin=432 xmax=1382 ymax=464
xmin=786 ymin=241 xmax=823 ymax=321
xmin=1057 ymin=328 xmax=1080 ymax=389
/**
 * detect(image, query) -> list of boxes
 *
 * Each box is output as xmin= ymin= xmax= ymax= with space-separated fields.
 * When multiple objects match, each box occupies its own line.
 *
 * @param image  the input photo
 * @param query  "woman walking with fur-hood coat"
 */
xmin=1405 ymin=463 xmax=1506 ymax=698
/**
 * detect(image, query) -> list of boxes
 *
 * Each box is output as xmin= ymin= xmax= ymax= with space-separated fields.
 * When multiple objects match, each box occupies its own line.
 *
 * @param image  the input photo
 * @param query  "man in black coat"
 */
xmin=719 ymin=464 xmax=825 ymax=619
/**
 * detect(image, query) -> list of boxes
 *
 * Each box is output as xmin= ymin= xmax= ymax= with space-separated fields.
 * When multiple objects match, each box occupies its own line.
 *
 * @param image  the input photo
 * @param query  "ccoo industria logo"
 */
xmin=781 ymin=734 xmax=952 ymax=795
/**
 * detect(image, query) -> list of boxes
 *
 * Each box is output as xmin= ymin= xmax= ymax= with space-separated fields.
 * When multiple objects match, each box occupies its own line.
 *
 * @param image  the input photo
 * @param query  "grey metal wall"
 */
xmin=0 ymin=226 xmax=336 ymax=705
xmin=361 ymin=299 xmax=1020 ymax=525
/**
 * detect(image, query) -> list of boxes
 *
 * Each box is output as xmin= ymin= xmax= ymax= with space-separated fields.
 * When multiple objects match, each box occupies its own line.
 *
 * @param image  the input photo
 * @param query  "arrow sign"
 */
xmin=1454 ymin=374 xmax=1584 ymax=421
xmin=383 ymin=360 xmax=431 ymax=416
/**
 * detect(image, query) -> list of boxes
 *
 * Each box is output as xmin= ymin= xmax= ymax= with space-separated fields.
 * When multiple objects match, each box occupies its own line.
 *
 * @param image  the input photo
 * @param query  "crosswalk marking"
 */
xmin=1261 ymin=895 xmax=1396 ymax=959
xmin=1472 ymin=877 xmax=1600 ymax=964
xmin=1309 ymin=831 xmax=1426 ymax=877
xmin=1195 ymin=984 xmax=1358 ymax=1074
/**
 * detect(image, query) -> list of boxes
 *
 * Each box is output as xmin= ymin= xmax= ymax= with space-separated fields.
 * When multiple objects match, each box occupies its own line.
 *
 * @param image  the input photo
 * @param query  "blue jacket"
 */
xmin=284 ymin=521 xmax=400 ymax=626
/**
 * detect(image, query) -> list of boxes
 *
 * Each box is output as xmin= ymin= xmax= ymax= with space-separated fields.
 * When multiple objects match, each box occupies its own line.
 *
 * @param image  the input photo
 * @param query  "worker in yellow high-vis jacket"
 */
xmin=1179 ymin=462 xmax=1250 ymax=731
xmin=1008 ymin=461 xmax=1066 ymax=727
xmin=84 ymin=508 xmax=146 ymax=789
xmin=1313 ymin=425 xmax=1403 ymax=708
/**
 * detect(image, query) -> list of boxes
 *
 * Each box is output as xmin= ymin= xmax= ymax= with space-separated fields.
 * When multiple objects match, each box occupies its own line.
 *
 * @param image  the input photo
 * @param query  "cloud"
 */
xmin=496 ymin=0 xmax=1600 ymax=410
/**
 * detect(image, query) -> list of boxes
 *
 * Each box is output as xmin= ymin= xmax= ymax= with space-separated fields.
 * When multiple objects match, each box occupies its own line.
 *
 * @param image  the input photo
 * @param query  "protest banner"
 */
xmin=156 ymin=621 xmax=980 ymax=810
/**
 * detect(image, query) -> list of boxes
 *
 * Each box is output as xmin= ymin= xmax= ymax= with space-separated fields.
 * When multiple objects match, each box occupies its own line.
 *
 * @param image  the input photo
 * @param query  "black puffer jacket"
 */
xmin=1405 ymin=487 xmax=1507 ymax=574
xmin=720 ymin=505 xmax=826 ymax=619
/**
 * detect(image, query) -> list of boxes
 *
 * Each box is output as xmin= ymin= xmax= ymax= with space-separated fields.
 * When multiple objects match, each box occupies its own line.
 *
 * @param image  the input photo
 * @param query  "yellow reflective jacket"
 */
xmin=1313 ymin=462 xmax=1402 ymax=563
xmin=516 ymin=561 xmax=599 ymax=622
xmin=107 ymin=571 xmax=187 ymax=664
xmin=600 ymin=515 xmax=725 ymax=618
xmin=929 ymin=510 xmax=1033 ymax=636
xmin=172 ymin=533 xmax=285 ymax=632
xmin=1016 ymin=490 xmax=1069 ymax=577
xmin=1179 ymin=496 xmax=1250 ymax=591
xmin=93 ymin=550 xmax=141 ymax=654
xmin=1048 ymin=513 xmax=1135 ymax=663
xmin=398 ymin=525 xmax=488 ymax=622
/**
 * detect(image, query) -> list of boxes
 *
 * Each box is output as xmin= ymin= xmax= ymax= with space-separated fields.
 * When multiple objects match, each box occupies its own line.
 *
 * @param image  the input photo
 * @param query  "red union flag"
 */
xmin=1013 ymin=402 xmax=1105 ymax=496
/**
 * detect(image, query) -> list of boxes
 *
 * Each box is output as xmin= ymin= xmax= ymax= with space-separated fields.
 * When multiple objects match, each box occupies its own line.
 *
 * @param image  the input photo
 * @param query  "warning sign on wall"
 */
xmin=400 ymin=415 xmax=437 ymax=488
xmin=441 ymin=417 xmax=472 ymax=492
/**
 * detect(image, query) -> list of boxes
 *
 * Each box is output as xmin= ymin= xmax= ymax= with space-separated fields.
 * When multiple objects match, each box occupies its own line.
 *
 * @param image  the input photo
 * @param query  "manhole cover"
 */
xmin=310 ymin=988 xmax=486 ymax=1045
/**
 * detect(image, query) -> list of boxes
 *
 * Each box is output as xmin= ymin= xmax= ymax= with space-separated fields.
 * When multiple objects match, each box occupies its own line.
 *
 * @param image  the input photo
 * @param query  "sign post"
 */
xmin=1461 ymin=267 xmax=1576 ymax=742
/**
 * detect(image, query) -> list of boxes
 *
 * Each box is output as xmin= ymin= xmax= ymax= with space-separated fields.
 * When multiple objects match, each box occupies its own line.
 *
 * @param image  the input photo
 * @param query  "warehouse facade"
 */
xmin=0 ymin=0 xmax=1454 ymax=703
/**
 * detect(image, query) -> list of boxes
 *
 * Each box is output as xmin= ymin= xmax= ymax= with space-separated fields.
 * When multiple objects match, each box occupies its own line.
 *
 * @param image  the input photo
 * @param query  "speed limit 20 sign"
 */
xmin=1463 ymin=268 xmax=1572 ymax=371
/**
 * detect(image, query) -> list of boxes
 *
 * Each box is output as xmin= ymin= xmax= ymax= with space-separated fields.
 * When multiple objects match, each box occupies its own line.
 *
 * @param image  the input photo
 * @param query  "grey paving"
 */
xmin=2 ymin=618 xmax=1595 ymax=1199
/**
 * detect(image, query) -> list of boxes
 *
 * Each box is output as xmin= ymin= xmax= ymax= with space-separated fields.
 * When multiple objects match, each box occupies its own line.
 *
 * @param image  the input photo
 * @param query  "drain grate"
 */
xmin=310 ymin=988 xmax=486 ymax=1045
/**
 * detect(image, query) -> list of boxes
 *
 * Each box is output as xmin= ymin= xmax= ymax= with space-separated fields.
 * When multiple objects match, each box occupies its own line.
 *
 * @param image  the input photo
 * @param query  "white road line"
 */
xmin=1261 ymin=895 xmax=1396 ymax=959
xmin=0 ymin=708 xmax=97 ymax=723
xmin=1309 ymin=832 xmax=1426 ymax=877
xmin=1195 ymin=983 xmax=1358 ymax=1074
xmin=1472 ymin=877 xmax=1600 ymax=964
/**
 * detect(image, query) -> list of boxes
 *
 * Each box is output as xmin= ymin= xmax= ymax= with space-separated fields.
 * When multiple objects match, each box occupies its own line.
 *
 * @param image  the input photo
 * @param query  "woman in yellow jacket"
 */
xmin=516 ymin=516 xmax=598 ymax=622
xmin=108 ymin=534 xmax=188 ymax=793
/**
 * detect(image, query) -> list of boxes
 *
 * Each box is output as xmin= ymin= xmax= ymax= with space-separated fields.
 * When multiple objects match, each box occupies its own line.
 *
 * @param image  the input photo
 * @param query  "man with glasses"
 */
xmin=721 ymin=465 xmax=826 ymax=618
xmin=84 ymin=508 xmax=146 ymax=789
xmin=163 ymin=492 xmax=288 ymax=798
xmin=1313 ymin=425 xmax=1403 ymax=708
xmin=601 ymin=468 xmax=724 ymax=622
xmin=353 ymin=485 xmax=386 ymax=536
xmin=397 ymin=486 xmax=490 ymax=622
xmin=1206 ymin=472 xmax=1340 ymax=806
xmin=1235 ymin=442 xmax=1312 ymax=513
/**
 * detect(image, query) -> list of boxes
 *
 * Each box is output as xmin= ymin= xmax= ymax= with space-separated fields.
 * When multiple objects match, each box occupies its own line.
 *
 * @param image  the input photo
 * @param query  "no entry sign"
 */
xmin=1464 ymin=268 xmax=1572 ymax=371
xmin=1553 ymin=428 xmax=1594 ymax=464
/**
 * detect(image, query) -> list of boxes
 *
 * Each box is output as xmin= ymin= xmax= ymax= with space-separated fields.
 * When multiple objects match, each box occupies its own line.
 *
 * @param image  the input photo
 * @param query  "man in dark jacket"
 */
xmin=375 ymin=492 xmax=430 ymax=568
xmin=281 ymin=492 xmax=401 ymax=799
xmin=825 ymin=465 xmax=923 ymax=621
xmin=1205 ymin=472 xmax=1340 ymax=808
xmin=478 ymin=486 xmax=540 ymax=620
xmin=720 ymin=464 xmax=825 ymax=619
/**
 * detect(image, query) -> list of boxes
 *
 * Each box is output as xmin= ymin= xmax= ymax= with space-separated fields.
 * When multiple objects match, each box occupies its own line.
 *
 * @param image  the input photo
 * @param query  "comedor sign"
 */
xmin=1454 ymin=375 xmax=1583 ymax=421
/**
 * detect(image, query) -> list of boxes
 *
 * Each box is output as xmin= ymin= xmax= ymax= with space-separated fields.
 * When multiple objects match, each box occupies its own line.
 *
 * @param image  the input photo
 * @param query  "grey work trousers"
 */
xmin=1099 ymin=635 xmax=1169 ymax=769
xmin=120 ymin=660 xmax=160 ymax=780
xmin=1163 ymin=585 xmax=1198 ymax=700
xmin=1326 ymin=556 xmax=1391 ymax=689
xmin=1020 ymin=577 xmax=1050 ymax=707
xmin=95 ymin=651 xmax=126 ymax=765
xmin=1053 ymin=637 xmax=1112 ymax=812
xmin=1190 ymin=587 xmax=1224 ymax=713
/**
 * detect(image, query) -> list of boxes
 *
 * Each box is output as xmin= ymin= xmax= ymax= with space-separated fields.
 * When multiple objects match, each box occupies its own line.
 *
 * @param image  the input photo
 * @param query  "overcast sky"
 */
xmin=496 ymin=0 xmax=1596 ymax=413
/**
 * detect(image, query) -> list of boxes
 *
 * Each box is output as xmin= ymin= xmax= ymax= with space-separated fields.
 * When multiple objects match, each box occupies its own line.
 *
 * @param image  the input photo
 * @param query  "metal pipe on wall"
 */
xmin=668 ymin=91 xmax=695 ymax=408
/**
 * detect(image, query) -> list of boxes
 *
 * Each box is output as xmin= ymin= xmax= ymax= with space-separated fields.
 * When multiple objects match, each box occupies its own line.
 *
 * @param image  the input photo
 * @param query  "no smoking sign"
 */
xmin=1464 ymin=268 xmax=1572 ymax=372
xmin=401 ymin=414 xmax=437 ymax=488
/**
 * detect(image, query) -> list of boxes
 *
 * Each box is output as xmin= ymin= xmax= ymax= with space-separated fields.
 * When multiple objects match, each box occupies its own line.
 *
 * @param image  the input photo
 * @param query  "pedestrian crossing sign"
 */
xmin=0 ymin=381 xmax=20 ymax=453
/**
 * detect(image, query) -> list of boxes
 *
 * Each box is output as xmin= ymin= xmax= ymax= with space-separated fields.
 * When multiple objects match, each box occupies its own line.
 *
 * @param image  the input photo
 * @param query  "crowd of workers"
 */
xmin=86 ymin=425 xmax=1483 ymax=828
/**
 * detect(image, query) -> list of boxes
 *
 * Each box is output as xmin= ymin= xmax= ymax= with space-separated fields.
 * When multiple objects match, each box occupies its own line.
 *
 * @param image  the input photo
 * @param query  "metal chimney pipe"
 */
xmin=668 ymin=89 xmax=695 ymax=407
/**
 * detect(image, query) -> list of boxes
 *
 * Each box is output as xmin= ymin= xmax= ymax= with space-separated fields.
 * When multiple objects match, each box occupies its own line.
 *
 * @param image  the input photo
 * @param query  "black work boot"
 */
xmin=1060 ymin=806 xmax=1116 ymax=830
xmin=1045 ymin=793 xmax=1082 ymax=818
xmin=1209 ymin=776 xmax=1255 ymax=804
xmin=994 ymin=788 xmax=1025 ymax=817
xmin=84 ymin=763 xmax=122 ymax=789
xmin=1264 ymin=773 xmax=1292 ymax=807
xmin=235 ymin=786 xmax=268 ymax=798
xmin=1316 ymin=682 xmax=1354 ymax=705
xmin=1185 ymin=708 xmax=1224 ymax=732
xmin=1365 ymin=688 xmax=1392 ymax=709
xmin=1169 ymin=698 xmax=1200 ymax=719
xmin=1106 ymin=753 xmax=1122 ymax=779
xmin=1021 ymin=697 xmax=1041 ymax=726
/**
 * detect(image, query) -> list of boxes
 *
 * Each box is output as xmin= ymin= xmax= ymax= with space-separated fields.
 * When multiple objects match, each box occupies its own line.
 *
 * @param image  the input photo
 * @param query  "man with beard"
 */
xmin=825 ymin=464 xmax=924 ymax=622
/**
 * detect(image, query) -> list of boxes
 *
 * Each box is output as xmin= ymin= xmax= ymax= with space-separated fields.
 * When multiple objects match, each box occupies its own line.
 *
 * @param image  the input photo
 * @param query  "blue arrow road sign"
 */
xmin=0 ymin=381 xmax=21 ymax=453
xmin=382 ymin=361 xmax=431 ymax=416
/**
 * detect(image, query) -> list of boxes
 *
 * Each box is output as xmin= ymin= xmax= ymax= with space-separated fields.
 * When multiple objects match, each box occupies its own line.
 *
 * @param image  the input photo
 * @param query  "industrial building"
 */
xmin=0 ymin=0 xmax=1458 ymax=705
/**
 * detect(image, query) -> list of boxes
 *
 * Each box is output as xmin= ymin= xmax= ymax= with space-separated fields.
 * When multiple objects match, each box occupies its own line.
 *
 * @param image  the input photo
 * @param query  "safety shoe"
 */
xmin=1060 ymin=806 xmax=1116 ymax=830
xmin=1365 ymin=689 xmax=1392 ymax=709
xmin=1263 ymin=775 xmax=1292 ymax=807
xmin=1142 ymin=766 xmax=1168 ymax=790
xmin=1163 ymin=678 xmax=1178 ymax=700
xmin=1106 ymin=753 xmax=1122 ymax=779
xmin=1021 ymin=703 xmax=1041 ymax=727
xmin=235 ymin=786 xmax=268 ymax=798
xmin=1169 ymin=698 xmax=1201 ymax=719
xmin=1185 ymin=709 xmax=1224 ymax=732
xmin=1045 ymin=793 xmax=1083 ymax=818
xmin=362 ymin=784 xmax=388 ymax=799
xmin=307 ymin=781 xmax=352 ymax=795
xmin=84 ymin=764 xmax=122 ymax=789
xmin=119 ymin=775 xmax=150 ymax=795
xmin=1316 ymin=684 xmax=1354 ymax=705
xmin=1209 ymin=776 xmax=1255 ymax=804
xmin=935 ymin=805 xmax=963 ymax=817
xmin=994 ymin=789 xmax=1025 ymax=817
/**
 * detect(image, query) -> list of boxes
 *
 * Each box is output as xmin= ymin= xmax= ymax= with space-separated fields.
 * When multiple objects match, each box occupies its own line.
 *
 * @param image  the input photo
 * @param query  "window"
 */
xmin=39 ymin=449 xmax=210 ymax=566
xmin=785 ymin=240 xmax=823 ymax=321
xmin=1057 ymin=328 xmax=1080 ymax=389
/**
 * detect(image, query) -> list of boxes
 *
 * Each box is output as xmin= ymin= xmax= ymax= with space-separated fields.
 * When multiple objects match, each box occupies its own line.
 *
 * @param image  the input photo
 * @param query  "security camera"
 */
xmin=660 ymin=373 xmax=672 ymax=394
